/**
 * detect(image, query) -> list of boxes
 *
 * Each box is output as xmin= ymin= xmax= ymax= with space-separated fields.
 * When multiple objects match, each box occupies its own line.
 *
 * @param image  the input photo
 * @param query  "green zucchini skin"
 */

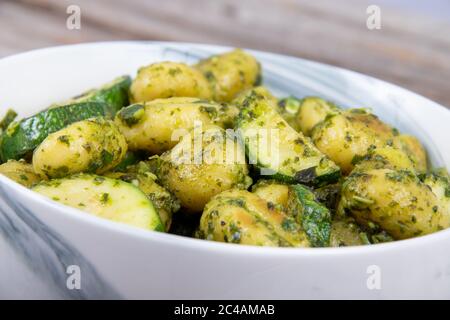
xmin=112 ymin=151 xmax=141 ymax=172
xmin=33 ymin=174 xmax=164 ymax=231
xmin=0 ymin=109 xmax=17 ymax=133
xmin=0 ymin=109 xmax=18 ymax=164
xmin=69 ymin=75 xmax=131 ymax=114
xmin=267 ymin=168 xmax=341 ymax=187
xmin=288 ymin=184 xmax=332 ymax=247
xmin=236 ymin=90 xmax=340 ymax=187
xmin=0 ymin=102 xmax=114 ymax=162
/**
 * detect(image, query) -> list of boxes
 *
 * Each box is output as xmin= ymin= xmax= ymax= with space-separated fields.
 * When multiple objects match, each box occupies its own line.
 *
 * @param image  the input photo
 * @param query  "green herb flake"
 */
xmin=100 ymin=193 xmax=110 ymax=204
xmin=101 ymin=150 xmax=114 ymax=166
xmin=118 ymin=104 xmax=145 ymax=127
xmin=281 ymin=218 xmax=298 ymax=232
xmin=57 ymin=135 xmax=71 ymax=146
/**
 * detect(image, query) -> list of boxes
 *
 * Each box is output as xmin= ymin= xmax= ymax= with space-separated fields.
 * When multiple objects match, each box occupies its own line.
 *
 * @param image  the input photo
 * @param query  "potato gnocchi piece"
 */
xmin=156 ymin=125 xmax=252 ymax=213
xmin=199 ymin=189 xmax=309 ymax=247
xmin=0 ymin=159 xmax=41 ymax=187
xmin=233 ymin=86 xmax=277 ymax=107
xmin=195 ymin=49 xmax=261 ymax=102
xmin=397 ymin=134 xmax=428 ymax=173
xmin=295 ymin=97 xmax=340 ymax=136
xmin=115 ymin=98 xmax=239 ymax=154
xmin=352 ymin=146 xmax=417 ymax=173
xmin=33 ymin=118 xmax=127 ymax=178
xmin=105 ymin=162 xmax=180 ymax=231
xmin=130 ymin=62 xmax=211 ymax=102
xmin=338 ymin=168 xmax=449 ymax=240
xmin=312 ymin=109 xmax=401 ymax=174
xmin=422 ymin=171 xmax=450 ymax=218
xmin=251 ymin=180 xmax=290 ymax=211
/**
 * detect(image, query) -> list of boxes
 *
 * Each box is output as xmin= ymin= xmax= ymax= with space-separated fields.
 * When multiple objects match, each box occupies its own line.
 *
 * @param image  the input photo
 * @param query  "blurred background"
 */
xmin=0 ymin=0 xmax=449 ymax=107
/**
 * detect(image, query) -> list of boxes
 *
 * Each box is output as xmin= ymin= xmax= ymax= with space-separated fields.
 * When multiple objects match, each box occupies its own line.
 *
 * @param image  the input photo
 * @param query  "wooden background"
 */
xmin=1 ymin=0 xmax=449 ymax=107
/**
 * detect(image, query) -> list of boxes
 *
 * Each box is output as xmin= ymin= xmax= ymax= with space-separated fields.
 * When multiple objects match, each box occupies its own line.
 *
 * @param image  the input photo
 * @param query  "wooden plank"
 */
xmin=0 ymin=0 xmax=132 ymax=53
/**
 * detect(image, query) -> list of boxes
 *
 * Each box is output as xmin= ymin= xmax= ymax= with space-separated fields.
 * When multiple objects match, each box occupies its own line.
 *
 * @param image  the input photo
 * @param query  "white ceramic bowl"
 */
xmin=0 ymin=42 xmax=449 ymax=299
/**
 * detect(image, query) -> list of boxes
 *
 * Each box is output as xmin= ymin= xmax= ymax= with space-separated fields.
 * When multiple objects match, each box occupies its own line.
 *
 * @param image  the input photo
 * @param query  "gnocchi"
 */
xmin=156 ymin=125 xmax=252 ymax=213
xmin=33 ymin=118 xmax=127 ymax=178
xmin=115 ymin=98 xmax=238 ymax=154
xmin=312 ymin=109 xmax=401 ymax=174
xmin=130 ymin=62 xmax=211 ymax=102
xmin=195 ymin=49 xmax=261 ymax=102
xmin=0 ymin=159 xmax=41 ymax=187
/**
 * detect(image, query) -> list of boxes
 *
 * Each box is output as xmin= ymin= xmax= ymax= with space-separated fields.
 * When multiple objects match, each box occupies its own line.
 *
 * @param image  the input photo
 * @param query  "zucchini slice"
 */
xmin=0 ymin=109 xmax=17 ymax=133
xmin=33 ymin=174 xmax=164 ymax=231
xmin=287 ymin=184 xmax=332 ymax=247
xmin=58 ymin=75 xmax=131 ymax=114
xmin=0 ymin=102 xmax=114 ymax=162
xmin=236 ymin=91 xmax=340 ymax=186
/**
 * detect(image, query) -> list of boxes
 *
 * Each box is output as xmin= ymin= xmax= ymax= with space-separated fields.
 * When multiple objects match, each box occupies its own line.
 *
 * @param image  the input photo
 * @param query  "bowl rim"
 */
xmin=0 ymin=40 xmax=449 ymax=257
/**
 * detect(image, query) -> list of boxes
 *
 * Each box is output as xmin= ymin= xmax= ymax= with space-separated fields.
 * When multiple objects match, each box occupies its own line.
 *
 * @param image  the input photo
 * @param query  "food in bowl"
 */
xmin=0 ymin=48 xmax=448 ymax=249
